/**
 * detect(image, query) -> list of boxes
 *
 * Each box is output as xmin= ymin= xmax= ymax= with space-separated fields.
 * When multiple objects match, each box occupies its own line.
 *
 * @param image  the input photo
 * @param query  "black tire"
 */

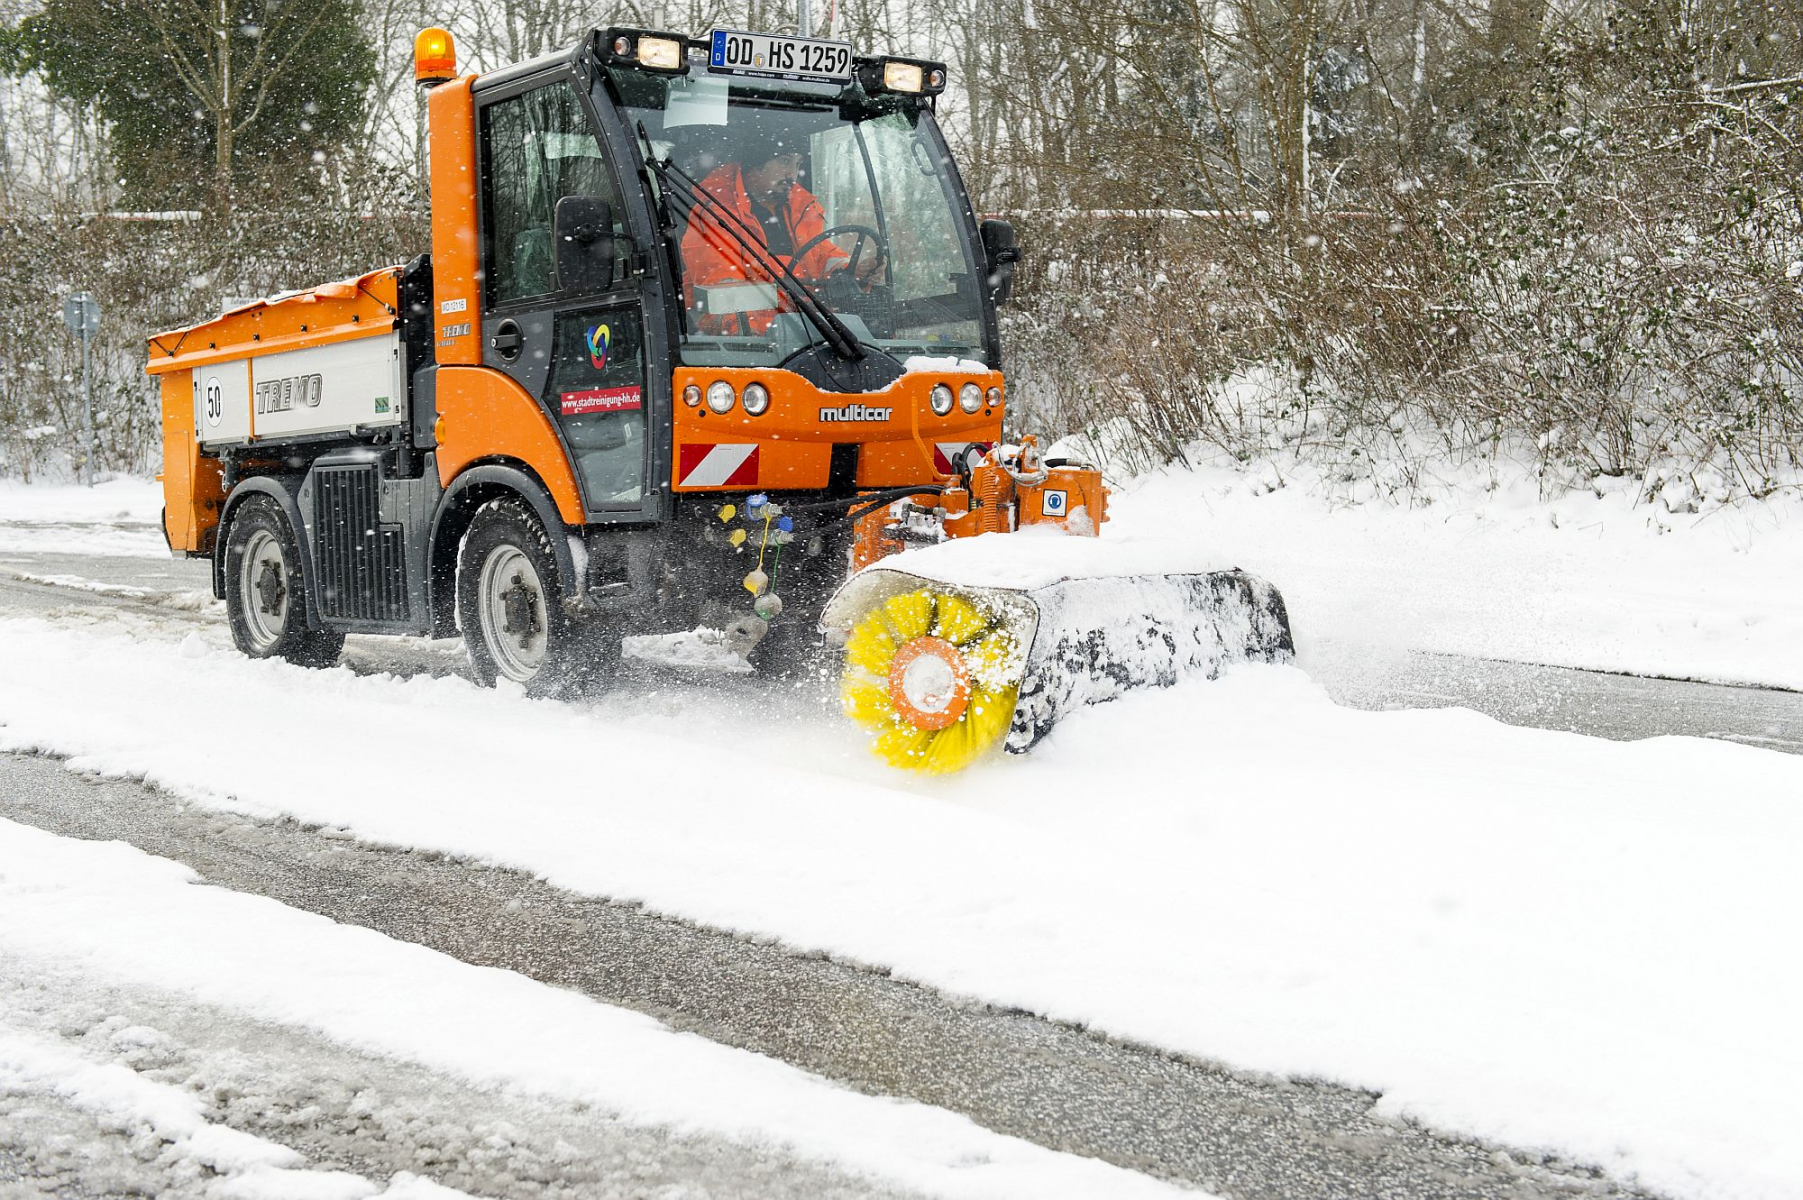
xmin=457 ymin=497 xmax=616 ymax=697
xmin=222 ymin=494 xmax=344 ymax=668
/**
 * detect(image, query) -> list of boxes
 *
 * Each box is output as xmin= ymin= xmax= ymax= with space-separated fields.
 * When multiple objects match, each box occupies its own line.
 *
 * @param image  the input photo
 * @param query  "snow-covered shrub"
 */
xmin=1002 ymin=68 xmax=1803 ymax=503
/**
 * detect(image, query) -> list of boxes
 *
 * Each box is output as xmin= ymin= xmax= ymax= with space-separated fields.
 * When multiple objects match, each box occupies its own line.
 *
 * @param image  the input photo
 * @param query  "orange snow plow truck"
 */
xmin=149 ymin=26 xmax=1291 ymax=772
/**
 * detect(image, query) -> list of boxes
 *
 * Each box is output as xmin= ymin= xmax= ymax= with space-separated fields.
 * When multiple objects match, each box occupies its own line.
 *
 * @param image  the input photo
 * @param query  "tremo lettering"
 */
xmin=819 ymin=404 xmax=892 ymax=422
xmin=256 ymin=373 xmax=323 ymax=414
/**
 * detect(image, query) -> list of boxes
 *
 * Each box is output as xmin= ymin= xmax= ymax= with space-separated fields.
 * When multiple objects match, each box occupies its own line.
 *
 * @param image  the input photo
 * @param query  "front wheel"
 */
xmin=457 ymin=498 xmax=613 ymax=696
xmin=222 ymin=494 xmax=344 ymax=668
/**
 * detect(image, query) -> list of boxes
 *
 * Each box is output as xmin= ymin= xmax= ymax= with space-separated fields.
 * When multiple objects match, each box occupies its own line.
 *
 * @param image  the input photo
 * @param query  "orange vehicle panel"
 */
xmin=1019 ymin=464 xmax=1109 ymax=531
xmin=434 ymin=365 xmax=585 ymax=525
xmin=429 ymin=77 xmax=482 ymax=367
xmin=146 ymin=268 xmax=400 ymax=376
xmin=158 ymin=370 xmax=226 ymax=552
xmin=669 ymin=366 xmax=1002 ymax=491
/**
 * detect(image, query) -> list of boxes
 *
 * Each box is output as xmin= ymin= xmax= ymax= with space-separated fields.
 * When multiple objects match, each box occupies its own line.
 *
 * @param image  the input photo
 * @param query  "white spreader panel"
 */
xmin=197 ymin=331 xmax=405 ymax=446
xmin=194 ymin=363 xmax=252 ymax=444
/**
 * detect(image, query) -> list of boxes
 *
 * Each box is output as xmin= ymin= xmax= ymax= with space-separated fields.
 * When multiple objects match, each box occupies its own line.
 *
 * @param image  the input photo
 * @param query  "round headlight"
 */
xmin=741 ymin=382 xmax=770 ymax=416
xmin=706 ymin=381 xmax=736 ymax=414
xmin=986 ymin=386 xmax=1002 ymax=408
xmin=929 ymin=384 xmax=954 ymax=416
xmin=612 ymin=35 xmax=633 ymax=56
xmin=682 ymin=384 xmax=703 ymax=408
xmin=959 ymin=383 xmax=983 ymax=414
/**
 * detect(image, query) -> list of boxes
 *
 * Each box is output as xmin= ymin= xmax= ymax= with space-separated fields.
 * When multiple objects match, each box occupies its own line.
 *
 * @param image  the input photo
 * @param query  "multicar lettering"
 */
xmin=818 ymin=403 xmax=892 ymax=422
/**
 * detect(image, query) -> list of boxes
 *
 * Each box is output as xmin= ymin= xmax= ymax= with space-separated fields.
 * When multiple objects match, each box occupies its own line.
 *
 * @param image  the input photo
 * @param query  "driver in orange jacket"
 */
xmin=680 ymin=133 xmax=886 ymax=335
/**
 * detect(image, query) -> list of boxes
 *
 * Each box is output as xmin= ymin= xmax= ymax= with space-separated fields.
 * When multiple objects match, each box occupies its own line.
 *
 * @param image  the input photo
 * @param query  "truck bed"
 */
xmin=148 ymin=265 xmax=418 ymax=450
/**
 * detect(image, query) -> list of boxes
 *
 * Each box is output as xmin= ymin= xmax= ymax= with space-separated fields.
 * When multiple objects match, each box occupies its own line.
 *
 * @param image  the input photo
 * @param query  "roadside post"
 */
xmin=61 ymin=291 xmax=102 ymax=486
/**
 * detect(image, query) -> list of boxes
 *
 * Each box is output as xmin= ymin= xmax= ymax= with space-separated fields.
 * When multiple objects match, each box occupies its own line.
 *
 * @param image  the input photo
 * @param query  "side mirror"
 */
xmin=554 ymin=196 xmax=617 ymax=294
xmin=979 ymin=218 xmax=1020 ymax=307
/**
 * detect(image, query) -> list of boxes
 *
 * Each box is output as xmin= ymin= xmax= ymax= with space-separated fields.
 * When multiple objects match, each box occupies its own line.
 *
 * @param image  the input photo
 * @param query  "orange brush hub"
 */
xmin=887 ymin=636 xmax=973 ymax=730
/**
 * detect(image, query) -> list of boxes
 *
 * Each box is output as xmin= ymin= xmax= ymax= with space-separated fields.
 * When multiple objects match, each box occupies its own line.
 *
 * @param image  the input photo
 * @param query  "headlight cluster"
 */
xmin=929 ymin=381 xmax=1001 ymax=417
xmin=691 ymin=380 xmax=773 ymax=416
xmin=684 ymin=378 xmax=1002 ymax=419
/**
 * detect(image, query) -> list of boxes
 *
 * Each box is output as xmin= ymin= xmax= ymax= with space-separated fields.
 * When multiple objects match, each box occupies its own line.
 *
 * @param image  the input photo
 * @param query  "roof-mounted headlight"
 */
xmin=883 ymin=61 xmax=924 ymax=93
xmin=857 ymin=56 xmax=948 ymax=97
xmin=636 ymin=35 xmax=684 ymax=70
xmin=599 ymin=27 xmax=689 ymax=74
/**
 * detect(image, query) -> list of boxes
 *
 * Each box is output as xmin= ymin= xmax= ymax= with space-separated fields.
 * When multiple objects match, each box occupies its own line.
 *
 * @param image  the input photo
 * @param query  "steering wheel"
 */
xmin=791 ymin=223 xmax=890 ymax=289
xmin=790 ymin=223 xmax=892 ymax=334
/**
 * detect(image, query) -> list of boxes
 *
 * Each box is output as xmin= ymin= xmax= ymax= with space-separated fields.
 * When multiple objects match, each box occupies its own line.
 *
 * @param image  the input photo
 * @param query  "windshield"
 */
xmin=608 ymin=65 xmax=987 ymax=368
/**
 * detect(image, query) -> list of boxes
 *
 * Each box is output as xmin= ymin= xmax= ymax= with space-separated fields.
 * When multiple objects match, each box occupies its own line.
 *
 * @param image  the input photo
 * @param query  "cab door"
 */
xmin=476 ymin=71 xmax=658 ymax=521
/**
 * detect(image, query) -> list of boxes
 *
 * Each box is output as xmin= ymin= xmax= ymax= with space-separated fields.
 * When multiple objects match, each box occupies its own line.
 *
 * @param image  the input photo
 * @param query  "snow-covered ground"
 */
xmin=0 ymin=1015 xmax=470 ymax=1200
xmin=1 ymin=617 xmax=1800 ymax=1199
xmin=0 ymin=476 xmax=167 ymax=557
xmin=1104 ymin=452 xmax=1803 ymax=692
xmin=0 ymin=817 xmax=1181 ymax=1200
xmin=2 ymin=472 xmax=1801 ymax=1200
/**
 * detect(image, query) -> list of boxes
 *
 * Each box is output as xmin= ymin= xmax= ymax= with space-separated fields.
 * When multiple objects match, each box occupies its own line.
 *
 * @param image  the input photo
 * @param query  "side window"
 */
xmin=483 ymin=83 xmax=625 ymax=307
xmin=549 ymin=307 xmax=645 ymax=506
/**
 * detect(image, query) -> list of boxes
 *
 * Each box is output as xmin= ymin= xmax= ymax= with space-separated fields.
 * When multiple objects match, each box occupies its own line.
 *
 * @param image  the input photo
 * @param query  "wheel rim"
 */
xmin=477 ymin=545 xmax=548 ymax=682
xmin=238 ymin=529 xmax=288 ymax=651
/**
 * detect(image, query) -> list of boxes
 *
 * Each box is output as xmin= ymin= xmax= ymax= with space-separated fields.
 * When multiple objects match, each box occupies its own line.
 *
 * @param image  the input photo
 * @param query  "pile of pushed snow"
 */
xmin=1099 ymin=446 xmax=1803 ymax=691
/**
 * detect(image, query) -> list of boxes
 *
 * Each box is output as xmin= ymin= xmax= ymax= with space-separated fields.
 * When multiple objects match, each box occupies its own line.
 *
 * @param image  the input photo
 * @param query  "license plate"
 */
xmin=708 ymin=29 xmax=853 ymax=82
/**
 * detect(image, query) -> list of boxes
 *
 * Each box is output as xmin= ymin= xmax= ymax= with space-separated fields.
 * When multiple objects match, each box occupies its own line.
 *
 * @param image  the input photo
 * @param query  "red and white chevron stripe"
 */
xmin=677 ymin=443 xmax=759 ymax=488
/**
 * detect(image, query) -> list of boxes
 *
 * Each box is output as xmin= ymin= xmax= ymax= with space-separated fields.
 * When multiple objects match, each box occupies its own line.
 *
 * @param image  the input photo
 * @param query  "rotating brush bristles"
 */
xmin=840 ymin=587 xmax=1024 ymax=773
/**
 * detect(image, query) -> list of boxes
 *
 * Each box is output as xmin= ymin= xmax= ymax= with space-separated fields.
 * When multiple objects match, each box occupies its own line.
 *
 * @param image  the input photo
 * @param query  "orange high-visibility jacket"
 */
xmin=680 ymin=163 xmax=850 ymax=333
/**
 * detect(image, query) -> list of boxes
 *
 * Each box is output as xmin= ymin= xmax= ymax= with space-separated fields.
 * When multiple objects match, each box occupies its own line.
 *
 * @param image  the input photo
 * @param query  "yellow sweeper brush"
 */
xmin=838 ymin=586 xmax=1029 ymax=773
xmin=823 ymin=562 xmax=1294 ymax=774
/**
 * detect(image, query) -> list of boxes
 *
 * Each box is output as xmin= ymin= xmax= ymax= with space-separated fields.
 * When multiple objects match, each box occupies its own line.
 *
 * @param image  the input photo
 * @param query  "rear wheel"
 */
xmin=458 ymin=498 xmax=614 ymax=696
xmin=222 ymin=494 xmax=344 ymax=668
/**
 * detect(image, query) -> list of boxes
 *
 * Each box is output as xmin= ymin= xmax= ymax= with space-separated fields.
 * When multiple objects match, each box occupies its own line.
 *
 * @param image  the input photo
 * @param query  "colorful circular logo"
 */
xmin=586 ymin=323 xmax=611 ymax=370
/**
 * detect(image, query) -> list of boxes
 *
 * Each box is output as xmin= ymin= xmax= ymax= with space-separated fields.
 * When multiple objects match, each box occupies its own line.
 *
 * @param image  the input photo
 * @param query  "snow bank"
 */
xmin=0 ymin=477 xmax=163 ymax=525
xmin=1108 ymin=454 xmax=1803 ymax=691
xmin=0 ymin=477 xmax=168 ymax=558
xmin=1 ymin=617 xmax=1798 ymax=1199
xmin=0 ymin=818 xmax=1190 ymax=1200
xmin=871 ymin=528 xmax=1247 ymax=591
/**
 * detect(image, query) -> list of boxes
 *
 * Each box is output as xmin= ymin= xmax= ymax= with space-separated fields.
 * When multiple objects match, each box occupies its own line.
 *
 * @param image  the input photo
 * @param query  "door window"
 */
xmin=548 ymin=307 xmax=646 ymax=506
xmin=483 ymin=83 xmax=627 ymax=307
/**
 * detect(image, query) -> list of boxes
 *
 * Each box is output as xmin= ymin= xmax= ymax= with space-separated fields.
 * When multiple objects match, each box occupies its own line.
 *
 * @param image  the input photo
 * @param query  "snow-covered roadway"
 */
xmin=2 ymin=479 xmax=1801 ymax=1200
xmin=3 ymin=958 xmax=925 ymax=1200
xmin=0 ymin=807 xmax=1183 ymax=1200
xmin=3 ymin=750 xmax=1658 ymax=1200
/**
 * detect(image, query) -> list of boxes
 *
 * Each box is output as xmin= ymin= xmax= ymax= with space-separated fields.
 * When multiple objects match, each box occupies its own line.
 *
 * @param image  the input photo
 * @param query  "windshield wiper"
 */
xmin=636 ymin=124 xmax=865 ymax=361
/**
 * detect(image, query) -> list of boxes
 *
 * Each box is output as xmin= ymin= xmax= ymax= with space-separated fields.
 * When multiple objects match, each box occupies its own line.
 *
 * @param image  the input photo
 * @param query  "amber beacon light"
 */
xmin=414 ymin=27 xmax=456 ymax=86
